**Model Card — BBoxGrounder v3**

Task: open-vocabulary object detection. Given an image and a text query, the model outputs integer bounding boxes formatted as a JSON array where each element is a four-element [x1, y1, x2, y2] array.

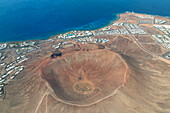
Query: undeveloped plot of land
[[140, 25, 164, 34], [141, 43, 167, 55], [107, 36, 153, 59], [110, 26, 124, 29], [134, 35, 156, 43]]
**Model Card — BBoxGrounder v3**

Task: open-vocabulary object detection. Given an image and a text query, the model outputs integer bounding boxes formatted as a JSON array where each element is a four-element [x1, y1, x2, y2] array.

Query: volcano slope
[[1, 41, 170, 113]]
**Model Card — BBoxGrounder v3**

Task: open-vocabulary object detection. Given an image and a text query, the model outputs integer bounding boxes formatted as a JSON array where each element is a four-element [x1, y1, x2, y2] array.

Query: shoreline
[[0, 11, 123, 44], [0, 11, 169, 44]]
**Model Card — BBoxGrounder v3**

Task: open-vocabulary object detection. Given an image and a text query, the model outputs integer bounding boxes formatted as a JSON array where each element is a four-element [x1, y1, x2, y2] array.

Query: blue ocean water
[[0, 0, 170, 42]]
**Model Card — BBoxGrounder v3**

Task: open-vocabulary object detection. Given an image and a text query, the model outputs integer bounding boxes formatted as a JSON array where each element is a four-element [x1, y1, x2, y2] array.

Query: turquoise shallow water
[[0, 0, 170, 42]]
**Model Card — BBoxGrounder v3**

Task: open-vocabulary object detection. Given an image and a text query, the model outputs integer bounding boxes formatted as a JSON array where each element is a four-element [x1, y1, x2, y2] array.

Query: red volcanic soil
[[1, 42, 170, 113], [41, 50, 129, 106], [134, 35, 156, 43]]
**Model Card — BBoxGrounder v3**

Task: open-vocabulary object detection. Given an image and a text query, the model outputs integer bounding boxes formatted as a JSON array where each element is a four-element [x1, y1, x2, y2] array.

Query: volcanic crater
[[41, 49, 129, 106]]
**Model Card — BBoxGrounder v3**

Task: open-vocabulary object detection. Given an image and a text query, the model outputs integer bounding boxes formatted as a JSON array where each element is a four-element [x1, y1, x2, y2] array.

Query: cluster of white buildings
[[16, 46, 40, 55], [165, 53, 170, 59], [5, 55, 27, 72], [57, 34, 73, 39], [113, 23, 147, 35], [153, 25, 170, 35], [93, 23, 130, 36], [154, 19, 167, 24], [9, 41, 37, 48], [153, 25, 170, 49], [0, 52, 7, 61], [0, 55, 28, 96], [138, 20, 154, 24], [18, 41, 36, 47], [0, 65, 24, 96], [95, 29, 129, 35], [76, 37, 109, 44], [76, 37, 96, 43], [16, 55, 28, 64], [124, 23, 147, 35], [57, 31, 93, 40], [138, 19, 167, 24], [96, 38, 109, 43], [107, 29, 129, 35], [52, 41, 73, 49], [112, 23, 124, 26], [52, 42, 61, 49], [0, 85, 4, 96], [152, 35, 170, 49], [0, 43, 7, 50]]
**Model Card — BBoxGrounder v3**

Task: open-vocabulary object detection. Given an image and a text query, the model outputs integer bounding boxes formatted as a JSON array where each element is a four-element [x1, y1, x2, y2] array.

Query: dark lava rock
[[98, 44, 105, 49], [51, 51, 62, 58]]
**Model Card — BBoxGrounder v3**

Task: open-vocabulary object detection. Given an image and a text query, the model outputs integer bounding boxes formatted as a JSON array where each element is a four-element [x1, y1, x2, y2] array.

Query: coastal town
[[0, 12, 170, 98]]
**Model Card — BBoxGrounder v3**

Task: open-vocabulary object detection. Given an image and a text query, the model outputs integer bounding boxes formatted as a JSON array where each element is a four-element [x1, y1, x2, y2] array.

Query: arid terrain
[[0, 12, 170, 113]]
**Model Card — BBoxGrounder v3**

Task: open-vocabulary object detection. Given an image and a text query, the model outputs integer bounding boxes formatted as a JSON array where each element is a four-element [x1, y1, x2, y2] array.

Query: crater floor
[[41, 50, 129, 106]]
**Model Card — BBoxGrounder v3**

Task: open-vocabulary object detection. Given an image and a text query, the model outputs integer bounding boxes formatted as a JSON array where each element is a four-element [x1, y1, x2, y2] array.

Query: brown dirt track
[[41, 50, 129, 106]]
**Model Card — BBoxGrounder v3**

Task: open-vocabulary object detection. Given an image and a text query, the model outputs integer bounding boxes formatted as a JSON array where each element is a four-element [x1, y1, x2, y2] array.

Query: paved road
[[123, 24, 161, 57]]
